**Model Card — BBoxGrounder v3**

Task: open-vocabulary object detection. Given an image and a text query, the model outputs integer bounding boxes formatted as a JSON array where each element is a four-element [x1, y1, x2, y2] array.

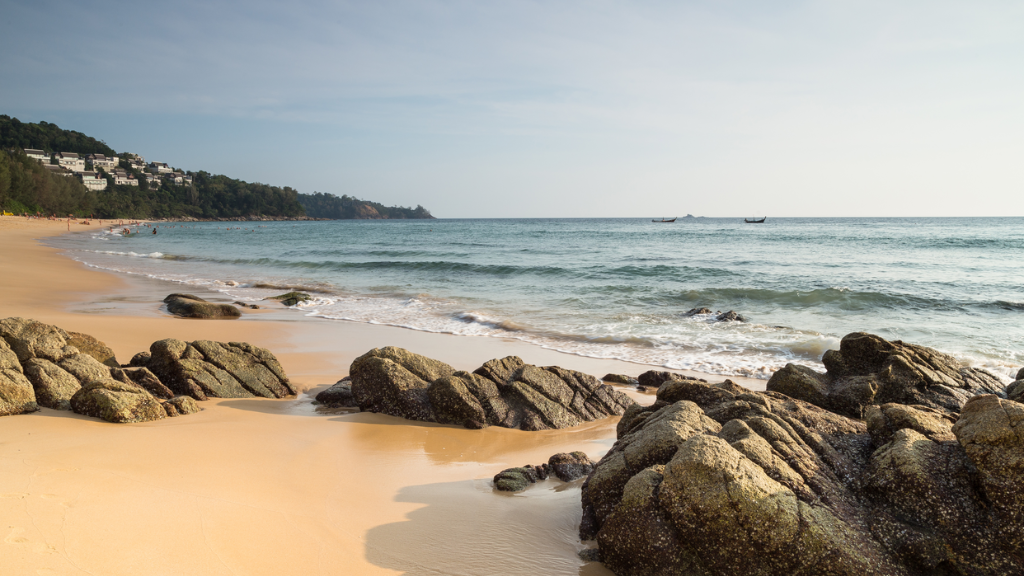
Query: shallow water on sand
[[49, 217, 1024, 379]]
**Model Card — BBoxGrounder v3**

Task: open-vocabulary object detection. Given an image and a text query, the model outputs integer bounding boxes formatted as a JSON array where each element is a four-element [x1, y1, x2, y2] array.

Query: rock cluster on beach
[[0, 317, 293, 423], [347, 347, 636, 430], [576, 332, 1024, 576]]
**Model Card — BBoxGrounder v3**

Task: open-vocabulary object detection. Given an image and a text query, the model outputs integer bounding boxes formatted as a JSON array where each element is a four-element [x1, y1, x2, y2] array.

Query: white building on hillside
[[56, 152, 85, 172], [113, 172, 138, 186], [88, 154, 119, 170], [150, 161, 171, 173], [24, 149, 50, 163], [164, 173, 184, 185], [79, 172, 107, 191]]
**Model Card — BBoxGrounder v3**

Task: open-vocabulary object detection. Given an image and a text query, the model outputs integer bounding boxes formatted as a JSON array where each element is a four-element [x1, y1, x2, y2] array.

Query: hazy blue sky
[[3, 1, 1022, 217]]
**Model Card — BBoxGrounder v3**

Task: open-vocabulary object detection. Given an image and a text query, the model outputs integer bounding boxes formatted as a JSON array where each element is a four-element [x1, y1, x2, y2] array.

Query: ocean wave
[[675, 286, 946, 311]]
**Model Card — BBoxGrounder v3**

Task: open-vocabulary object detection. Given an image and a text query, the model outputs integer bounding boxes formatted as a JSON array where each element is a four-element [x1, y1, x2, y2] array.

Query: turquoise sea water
[[48, 217, 1024, 380]]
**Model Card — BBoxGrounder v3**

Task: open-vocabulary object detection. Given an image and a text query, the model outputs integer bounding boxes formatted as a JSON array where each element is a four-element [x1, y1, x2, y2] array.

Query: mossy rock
[[268, 292, 312, 306], [66, 331, 119, 368], [163, 294, 241, 319], [70, 379, 166, 423]]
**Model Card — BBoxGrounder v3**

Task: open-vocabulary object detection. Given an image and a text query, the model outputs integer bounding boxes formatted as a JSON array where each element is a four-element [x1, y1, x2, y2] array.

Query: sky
[[2, 0, 1023, 217]]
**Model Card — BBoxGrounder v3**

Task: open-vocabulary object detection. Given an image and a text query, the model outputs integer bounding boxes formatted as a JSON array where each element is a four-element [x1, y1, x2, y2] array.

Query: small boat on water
[[744, 217, 766, 224], [652, 217, 677, 223]]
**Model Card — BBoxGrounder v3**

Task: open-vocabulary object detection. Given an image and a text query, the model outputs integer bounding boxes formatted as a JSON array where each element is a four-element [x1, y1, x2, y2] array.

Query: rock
[[767, 332, 1004, 418], [493, 465, 547, 492], [602, 374, 639, 386], [548, 451, 596, 482], [22, 358, 80, 410], [0, 317, 75, 364], [953, 395, 1024, 558], [66, 331, 119, 368], [128, 351, 151, 367], [579, 375, 1024, 576], [636, 370, 679, 389], [70, 379, 166, 423], [349, 348, 635, 430], [864, 403, 956, 447], [111, 367, 174, 400], [714, 310, 746, 322], [1018, 366, 1024, 381], [267, 292, 312, 306], [765, 363, 829, 407], [233, 301, 260, 309], [428, 371, 491, 427], [145, 338, 294, 401], [314, 378, 358, 408], [0, 338, 37, 416], [163, 293, 241, 319], [1007, 379, 1024, 403], [162, 395, 201, 417], [58, 353, 111, 384], [350, 350, 440, 422], [578, 548, 601, 562], [683, 307, 712, 317]]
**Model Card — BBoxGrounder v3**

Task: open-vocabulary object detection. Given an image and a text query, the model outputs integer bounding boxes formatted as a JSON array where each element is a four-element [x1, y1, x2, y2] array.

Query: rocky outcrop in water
[[602, 374, 639, 386], [767, 332, 1004, 418], [493, 452, 597, 492], [349, 347, 636, 430], [163, 293, 241, 319], [268, 292, 312, 306], [578, 334, 1022, 576], [0, 317, 290, 423]]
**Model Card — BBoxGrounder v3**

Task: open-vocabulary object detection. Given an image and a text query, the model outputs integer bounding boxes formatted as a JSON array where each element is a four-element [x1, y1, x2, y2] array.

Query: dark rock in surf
[[767, 332, 1004, 418], [1017, 366, 1024, 380], [314, 377, 358, 408], [602, 373, 639, 386], [683, 307, 712, 317], [233, 301, 260, 309], [348, 347, 635, 430], [164, 294, 241, 319], [268, 292, 312, 306], [714, 310, 746, 322]]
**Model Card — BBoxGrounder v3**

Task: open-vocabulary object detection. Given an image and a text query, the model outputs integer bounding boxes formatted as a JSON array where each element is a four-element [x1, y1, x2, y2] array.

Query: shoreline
[[0, 215, 755, 576]]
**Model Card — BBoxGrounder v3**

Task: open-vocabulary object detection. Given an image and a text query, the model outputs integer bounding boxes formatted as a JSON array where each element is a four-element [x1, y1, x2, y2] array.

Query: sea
[[46, 217, 1024, 381]]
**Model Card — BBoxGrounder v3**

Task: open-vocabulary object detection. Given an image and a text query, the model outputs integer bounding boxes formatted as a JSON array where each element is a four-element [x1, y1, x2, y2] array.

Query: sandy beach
[[0, 217, 763, 576]]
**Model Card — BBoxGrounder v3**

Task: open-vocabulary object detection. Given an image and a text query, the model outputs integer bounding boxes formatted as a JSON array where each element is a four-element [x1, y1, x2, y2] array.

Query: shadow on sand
[[363, 478, 612, 576]]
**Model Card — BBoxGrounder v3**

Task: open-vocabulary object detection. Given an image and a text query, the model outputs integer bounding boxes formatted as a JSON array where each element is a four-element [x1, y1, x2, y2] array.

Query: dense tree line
[[298, 192, 434, 219], [0, 150, 95, 216], [0, 115, 116, 156], [1, 116, 434, 220]]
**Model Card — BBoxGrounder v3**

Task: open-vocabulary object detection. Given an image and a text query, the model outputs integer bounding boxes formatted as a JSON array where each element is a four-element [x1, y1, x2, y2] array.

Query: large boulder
[[349, 348, 636, 430], [0, 317, 75, 364], [580, 375, 1024, 576], [953, 395, 1024, 559], [1007, 378, 1024, 403], [0, 338, 37, 415], [548, 451, 596, 482], [22, 358, 81, 410], [69, 379, 167, 423], [768, 332, 1004, 418], [66, 331, 119, 368], [145, 338, 294, 401], [163, 294, 241, 319]]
